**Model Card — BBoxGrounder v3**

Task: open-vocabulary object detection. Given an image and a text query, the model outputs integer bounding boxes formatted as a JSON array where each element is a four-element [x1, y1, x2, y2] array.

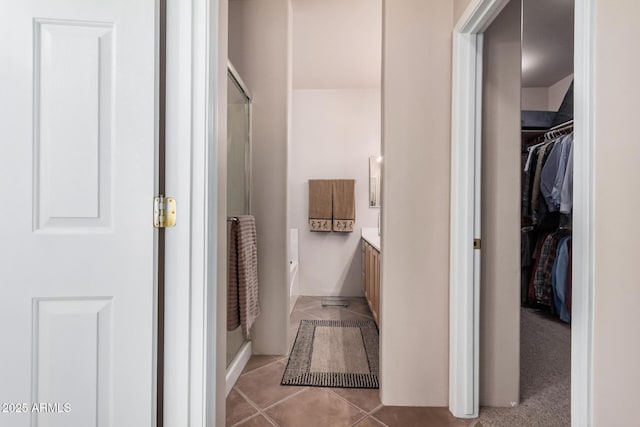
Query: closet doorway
[[449, 0, 595, 425], [478, 0, 574, 424]]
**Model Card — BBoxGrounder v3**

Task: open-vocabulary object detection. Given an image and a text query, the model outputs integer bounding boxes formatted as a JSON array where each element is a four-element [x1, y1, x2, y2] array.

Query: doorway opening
[[449, 0, 595, 425], [478, 0, 575, 424]]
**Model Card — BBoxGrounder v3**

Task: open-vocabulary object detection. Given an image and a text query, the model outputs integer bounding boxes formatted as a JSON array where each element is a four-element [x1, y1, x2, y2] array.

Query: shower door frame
[[225, 60, 254, 393], [227, 60, 253, 215]]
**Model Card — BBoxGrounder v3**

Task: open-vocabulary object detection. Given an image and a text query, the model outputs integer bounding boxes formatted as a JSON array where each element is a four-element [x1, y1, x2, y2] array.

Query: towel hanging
[[227, 215, 260, 339], [332, 179, 355, 233], [308, 180, 333, 232]]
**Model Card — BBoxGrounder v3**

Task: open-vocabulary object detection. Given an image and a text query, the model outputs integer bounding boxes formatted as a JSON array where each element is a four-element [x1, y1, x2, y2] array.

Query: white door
[[0, 1, 158, 426]]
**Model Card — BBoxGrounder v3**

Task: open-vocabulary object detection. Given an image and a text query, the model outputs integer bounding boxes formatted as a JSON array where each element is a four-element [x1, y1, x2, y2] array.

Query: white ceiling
[[291, 0, 382, 89], [522, 0, 574, 87]]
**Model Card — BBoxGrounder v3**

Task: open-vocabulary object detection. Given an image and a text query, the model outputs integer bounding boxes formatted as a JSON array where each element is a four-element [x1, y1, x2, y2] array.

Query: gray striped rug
[[281, 319, 379, 388]]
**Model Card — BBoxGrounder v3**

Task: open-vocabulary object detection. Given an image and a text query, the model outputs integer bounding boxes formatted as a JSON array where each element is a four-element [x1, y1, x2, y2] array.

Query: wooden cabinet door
[[364, 241, 371, 298], [361, 240, 367, 293], [361, 239, 381, 326], [368, 246, 374, 302], [375, 251, 380, 321], [372, 250, 379, 322]]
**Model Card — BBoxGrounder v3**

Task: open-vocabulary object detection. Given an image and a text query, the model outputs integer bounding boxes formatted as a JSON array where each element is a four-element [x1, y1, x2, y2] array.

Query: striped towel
[[227, 220, 240, 331], [227, 215, 260, 339]]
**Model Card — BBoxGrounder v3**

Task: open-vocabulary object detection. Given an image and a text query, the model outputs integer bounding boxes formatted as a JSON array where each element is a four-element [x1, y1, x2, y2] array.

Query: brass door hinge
[[473, 238, 481, 250], [154, 196, 176, 228]]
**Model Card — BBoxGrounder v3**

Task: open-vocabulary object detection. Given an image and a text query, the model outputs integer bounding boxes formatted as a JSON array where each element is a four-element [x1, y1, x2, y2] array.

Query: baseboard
[[226, 341, 252, 397]]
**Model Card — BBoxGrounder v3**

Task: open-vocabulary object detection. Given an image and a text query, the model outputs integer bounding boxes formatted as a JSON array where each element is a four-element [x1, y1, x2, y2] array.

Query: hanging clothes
[[560, 140, 574, 214], [521, 126, 574, 323], [530, 142, 552, 215], [541, 133, 573, 212], [523, 131, 575, 220], [528, 228, 571, 309], [552, 236, 572, 323], [565, 240, 573, 314], [522, 148, 538, 217]]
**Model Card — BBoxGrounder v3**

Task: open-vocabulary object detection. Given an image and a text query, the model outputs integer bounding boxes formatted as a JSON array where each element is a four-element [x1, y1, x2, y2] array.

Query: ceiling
[[291, 0, 382, 89], [522, 0, 574, 87]]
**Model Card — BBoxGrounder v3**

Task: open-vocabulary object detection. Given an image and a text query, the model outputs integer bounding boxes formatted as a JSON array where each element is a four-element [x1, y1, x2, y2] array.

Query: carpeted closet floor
[[478, 307, 571, 427]]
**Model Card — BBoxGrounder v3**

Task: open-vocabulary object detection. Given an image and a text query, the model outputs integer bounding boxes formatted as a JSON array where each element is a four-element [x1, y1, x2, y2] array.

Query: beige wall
[[291, 0, 381, 89], [228, 0, 290, 355], [380, 0, 453, 406], [454, 0, 473, 24], [480, 0, 521, 407], [592, 0, 640, 424]]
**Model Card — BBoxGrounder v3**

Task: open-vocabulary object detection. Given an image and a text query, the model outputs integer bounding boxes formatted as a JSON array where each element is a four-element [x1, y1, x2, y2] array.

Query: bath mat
[[281, 319, 379, 388]]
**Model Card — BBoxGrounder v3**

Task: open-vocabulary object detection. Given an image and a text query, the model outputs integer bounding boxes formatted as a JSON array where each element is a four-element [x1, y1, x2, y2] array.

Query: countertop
[[361, 228, 380, 252]]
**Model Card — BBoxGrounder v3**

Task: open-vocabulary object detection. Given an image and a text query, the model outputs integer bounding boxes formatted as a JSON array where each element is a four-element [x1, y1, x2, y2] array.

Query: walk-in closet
[[477, 0, 574, 425], [519, 0, 574, 425]]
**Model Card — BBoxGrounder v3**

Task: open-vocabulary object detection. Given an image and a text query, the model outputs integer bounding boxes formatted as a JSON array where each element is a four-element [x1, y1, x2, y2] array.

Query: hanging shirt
[[532, 233, 555, 305], [550, 133, 573, 211], [541, 134, 572, 212], [522, 147, 539, 218], [560, 138, 574, 214], [552, 236, 572, 323], [531, 143, 551, 213], [534, 230, 571, 306]]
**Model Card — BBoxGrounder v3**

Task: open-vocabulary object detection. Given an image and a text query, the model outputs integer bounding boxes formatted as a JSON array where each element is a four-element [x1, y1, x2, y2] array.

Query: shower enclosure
[[227, 62, 252, 371]]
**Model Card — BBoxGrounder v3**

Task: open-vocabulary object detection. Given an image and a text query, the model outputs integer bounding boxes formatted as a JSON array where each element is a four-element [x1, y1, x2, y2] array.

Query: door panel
[[0, 1, 157, 426], [34, 19, 114, 231], [33, 298, 113, 425]]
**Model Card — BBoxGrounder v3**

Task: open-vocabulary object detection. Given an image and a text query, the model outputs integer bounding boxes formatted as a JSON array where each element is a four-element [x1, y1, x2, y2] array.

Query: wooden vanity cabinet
[[361, 239, 380, 326]]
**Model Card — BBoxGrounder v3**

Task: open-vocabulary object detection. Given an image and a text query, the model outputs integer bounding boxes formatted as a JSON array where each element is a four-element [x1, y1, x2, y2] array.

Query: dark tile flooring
[[226, 296, 477, 427]]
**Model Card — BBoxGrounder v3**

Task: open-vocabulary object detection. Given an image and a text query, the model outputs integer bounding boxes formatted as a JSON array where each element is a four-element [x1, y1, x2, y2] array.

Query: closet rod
[[548, 119, 574, 131], [543, 120, 574, 141]]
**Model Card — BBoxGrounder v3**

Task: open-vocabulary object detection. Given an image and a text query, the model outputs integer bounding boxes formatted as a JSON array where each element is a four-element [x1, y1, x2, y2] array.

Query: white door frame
[[449, 0, 595, 425], [164, 0, 227, 426]]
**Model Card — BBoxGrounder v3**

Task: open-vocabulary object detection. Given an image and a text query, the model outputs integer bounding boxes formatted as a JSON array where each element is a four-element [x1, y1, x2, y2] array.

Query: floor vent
[[321, 298, 349, 308]]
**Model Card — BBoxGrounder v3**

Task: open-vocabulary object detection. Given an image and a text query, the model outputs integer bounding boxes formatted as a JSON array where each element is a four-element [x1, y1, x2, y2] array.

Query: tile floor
[[226, 296, 477, 427]]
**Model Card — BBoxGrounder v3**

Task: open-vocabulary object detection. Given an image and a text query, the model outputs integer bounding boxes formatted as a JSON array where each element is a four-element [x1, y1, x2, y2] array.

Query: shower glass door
[[227, 64, 252, 367]]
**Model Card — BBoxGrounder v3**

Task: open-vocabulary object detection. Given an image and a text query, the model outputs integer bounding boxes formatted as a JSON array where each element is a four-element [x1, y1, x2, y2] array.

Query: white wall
[[521, 73, 573, 112], [290, 89, 380, 297], [228, 0, 291, 356], [521, 87, 549, 110], [547, 73, 573, 111]]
